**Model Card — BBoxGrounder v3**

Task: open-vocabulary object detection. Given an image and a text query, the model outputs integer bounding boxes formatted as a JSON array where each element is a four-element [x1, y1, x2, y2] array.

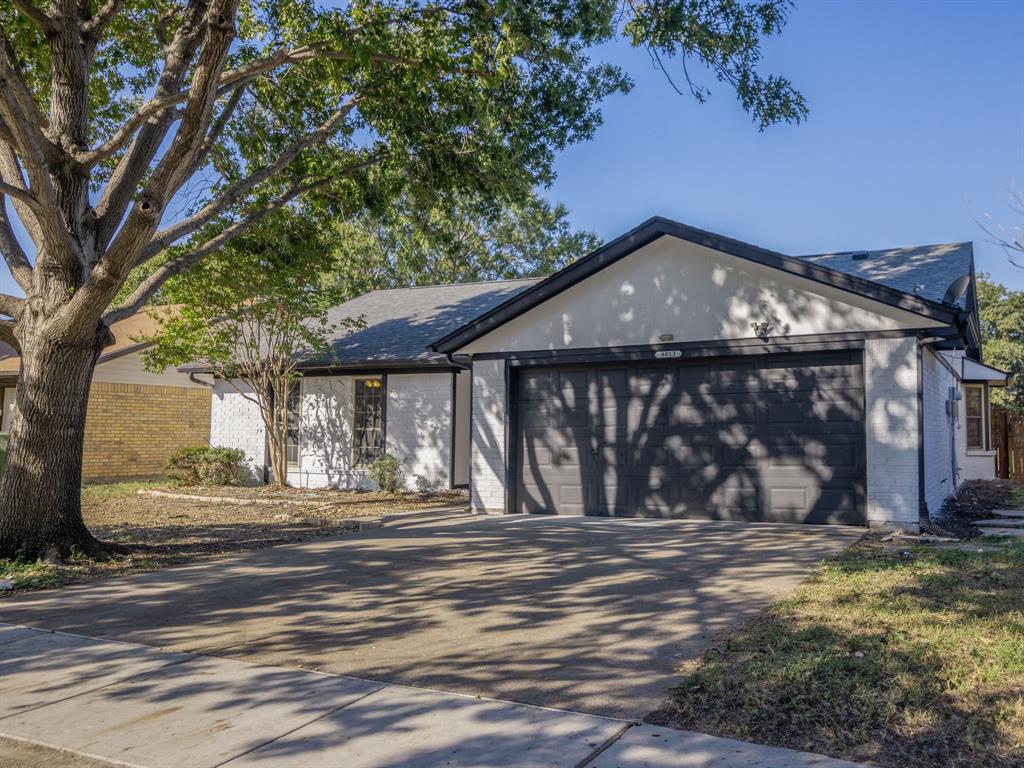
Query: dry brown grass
[[654, 536, 1024, 768], [1, 482, 467, 594]]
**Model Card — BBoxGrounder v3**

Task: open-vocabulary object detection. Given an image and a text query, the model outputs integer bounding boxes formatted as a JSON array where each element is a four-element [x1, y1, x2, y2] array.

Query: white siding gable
[[461, 236, 944, 354]]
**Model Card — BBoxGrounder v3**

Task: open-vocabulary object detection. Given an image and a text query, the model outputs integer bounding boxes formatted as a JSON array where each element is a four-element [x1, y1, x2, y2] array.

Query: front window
[[285, 380, 302, 466], [965, 384, 986, 451], [353, 377, 385, 466]]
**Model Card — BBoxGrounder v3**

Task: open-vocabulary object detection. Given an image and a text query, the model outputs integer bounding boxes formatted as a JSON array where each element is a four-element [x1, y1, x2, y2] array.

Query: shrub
[[165, 446, 245, 486], [368, 454, 403, 494]]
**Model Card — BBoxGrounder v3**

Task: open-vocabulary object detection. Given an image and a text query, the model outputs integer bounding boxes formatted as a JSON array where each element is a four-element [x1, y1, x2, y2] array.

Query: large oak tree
[[0, 0, 805, 560]]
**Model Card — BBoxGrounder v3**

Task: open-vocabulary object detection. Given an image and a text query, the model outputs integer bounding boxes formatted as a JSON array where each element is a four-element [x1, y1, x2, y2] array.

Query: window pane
[[285, 381, 301, 465], [966, 386, 983, 417], [353, 378, 385, 466], [966, 418, 982, 449]]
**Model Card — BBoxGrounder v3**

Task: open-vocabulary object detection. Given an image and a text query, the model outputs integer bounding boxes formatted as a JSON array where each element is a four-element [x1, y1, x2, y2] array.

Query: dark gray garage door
[[514, 351, 866, 524]]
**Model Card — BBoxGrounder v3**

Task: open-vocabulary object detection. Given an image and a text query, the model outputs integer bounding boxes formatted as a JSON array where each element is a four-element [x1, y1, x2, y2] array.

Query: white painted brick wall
[[387, 372, 452, 491], [470, 359, 507, 514], [864, 337, 920, 527], [212, 374, 455, 491], [210, 379, 266, 483], [922, 347, 956, 514], [290, 376, 372, 490]]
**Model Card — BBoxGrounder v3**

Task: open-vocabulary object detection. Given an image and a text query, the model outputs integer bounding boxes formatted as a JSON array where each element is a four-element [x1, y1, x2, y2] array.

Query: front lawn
[[1, 482, 467, 594], [654, 537, 1024, 768]]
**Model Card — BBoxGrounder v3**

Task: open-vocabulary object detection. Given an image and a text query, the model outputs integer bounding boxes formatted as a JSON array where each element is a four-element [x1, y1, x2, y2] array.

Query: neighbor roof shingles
[[303, 278, 541, 368], [795, 242, 974, 306]]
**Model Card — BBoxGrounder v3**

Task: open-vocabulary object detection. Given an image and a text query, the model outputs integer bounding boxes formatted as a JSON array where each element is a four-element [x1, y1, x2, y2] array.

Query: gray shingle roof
[[304, 279, 540, 368], [795, 242, 974, 307]]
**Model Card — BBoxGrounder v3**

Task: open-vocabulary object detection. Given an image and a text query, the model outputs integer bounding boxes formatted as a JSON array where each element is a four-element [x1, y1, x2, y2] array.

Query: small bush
[[368, 454, 403, 494], [165, 446, 245, 486]]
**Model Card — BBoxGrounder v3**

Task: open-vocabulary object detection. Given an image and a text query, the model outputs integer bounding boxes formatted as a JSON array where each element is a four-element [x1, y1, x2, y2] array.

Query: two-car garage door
[[514, 351, 866, 524]]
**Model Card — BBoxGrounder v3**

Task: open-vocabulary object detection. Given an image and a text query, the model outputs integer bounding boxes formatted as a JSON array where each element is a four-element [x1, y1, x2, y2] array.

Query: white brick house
[[203, 217, 1007, 530]]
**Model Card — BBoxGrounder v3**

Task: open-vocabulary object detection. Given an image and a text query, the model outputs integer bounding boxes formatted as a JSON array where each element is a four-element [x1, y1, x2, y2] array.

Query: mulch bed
[[938, 479, 1020, 521]]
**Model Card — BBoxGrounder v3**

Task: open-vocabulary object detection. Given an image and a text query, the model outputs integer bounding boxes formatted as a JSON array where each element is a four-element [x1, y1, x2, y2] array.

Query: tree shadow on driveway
[[0, 515, 861, 718]]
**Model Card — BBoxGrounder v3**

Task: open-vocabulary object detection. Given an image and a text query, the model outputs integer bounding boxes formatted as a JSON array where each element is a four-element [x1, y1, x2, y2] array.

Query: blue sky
[[548, 0, 1024, 289], [2, 0, 1023, 295]]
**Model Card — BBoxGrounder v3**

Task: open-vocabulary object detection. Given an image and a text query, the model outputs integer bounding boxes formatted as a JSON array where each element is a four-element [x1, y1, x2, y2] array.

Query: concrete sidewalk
[[0, 622, 865, 768]]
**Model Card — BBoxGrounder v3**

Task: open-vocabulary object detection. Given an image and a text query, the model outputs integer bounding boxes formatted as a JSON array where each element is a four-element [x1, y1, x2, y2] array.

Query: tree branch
[[0, 180, 39, 210], [104, 176, 334, 323], [81, 43, 422, 169], [11, 0, 57, 33], [82, 0, 125, 40], [0, 142, 42, 250], [0, 319, 17, 351], [92, 0, 209, 251], [0, 27, 63, 170], [144, 100, 360, 258], [0, 194, 32, 293], [0, 292, 24, 319]]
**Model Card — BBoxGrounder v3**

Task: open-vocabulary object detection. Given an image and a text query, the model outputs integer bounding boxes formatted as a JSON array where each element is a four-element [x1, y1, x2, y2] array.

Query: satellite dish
[[942, 274, 971, 306]]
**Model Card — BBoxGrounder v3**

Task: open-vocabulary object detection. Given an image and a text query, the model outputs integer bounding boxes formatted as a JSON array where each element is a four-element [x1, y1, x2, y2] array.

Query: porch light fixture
[[751, 321, 774, 343]]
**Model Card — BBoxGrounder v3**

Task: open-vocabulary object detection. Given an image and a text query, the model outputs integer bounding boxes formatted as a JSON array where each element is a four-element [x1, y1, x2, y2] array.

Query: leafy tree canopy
[[977, 274, 1024, 412], [328, 190, 601, 299]]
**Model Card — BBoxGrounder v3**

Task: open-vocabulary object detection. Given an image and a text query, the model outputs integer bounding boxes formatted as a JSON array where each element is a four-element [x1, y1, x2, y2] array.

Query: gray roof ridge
[[362, 276, 543, 294], [798, 241, 972, 258]]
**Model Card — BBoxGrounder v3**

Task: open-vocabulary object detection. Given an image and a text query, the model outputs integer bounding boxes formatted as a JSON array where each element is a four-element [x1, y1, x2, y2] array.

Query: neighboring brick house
[[207, 217, 1008, 532], [0, 309, 212, 482]]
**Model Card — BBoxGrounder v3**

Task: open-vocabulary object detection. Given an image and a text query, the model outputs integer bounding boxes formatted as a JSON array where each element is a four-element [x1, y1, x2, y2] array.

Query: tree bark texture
[[0, 321, 106, 560]]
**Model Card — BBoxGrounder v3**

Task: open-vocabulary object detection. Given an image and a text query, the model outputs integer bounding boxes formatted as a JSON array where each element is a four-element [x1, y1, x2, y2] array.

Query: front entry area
[[514, 350, 867, 524]]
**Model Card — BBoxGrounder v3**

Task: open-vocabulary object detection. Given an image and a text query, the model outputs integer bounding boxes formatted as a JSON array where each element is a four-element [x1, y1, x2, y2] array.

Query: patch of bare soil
[[931, 479, 1024, 540], [2, 486, 467, 594]]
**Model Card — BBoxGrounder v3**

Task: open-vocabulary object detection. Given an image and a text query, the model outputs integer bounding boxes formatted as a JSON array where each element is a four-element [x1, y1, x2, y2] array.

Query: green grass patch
[[660, 538, 1024, 767], [0, 558, 67, 591], [1010, 486, 1024, 508], [81, 480, 163, 503]]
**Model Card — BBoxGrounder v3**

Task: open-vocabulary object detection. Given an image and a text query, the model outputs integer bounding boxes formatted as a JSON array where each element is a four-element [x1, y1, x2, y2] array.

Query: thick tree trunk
[[0, 332, 107, 560]]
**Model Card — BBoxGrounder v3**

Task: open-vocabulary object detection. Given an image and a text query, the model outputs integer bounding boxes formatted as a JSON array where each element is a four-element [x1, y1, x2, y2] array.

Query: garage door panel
[[515, 352, 866, 524]]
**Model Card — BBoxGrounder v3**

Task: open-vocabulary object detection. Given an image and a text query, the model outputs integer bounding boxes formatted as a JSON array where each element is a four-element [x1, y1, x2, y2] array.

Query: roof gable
[[432, 217, 968, 355], [451, 235, 953, 355]]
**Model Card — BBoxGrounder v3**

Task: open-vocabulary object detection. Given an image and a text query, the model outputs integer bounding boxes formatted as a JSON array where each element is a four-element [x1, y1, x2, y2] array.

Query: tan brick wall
[[82, 381, 211, 482]]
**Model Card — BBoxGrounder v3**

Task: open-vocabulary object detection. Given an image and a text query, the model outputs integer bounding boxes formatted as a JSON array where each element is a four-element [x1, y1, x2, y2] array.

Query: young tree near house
[[143, 210, 350, 487], [329, 190, 602, 299], [976, 274, 1024, 412], [0, 0, 806, 560]]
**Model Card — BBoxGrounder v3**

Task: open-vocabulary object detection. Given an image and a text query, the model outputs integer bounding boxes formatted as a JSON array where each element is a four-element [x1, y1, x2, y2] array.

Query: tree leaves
[[977, 274, 1024, 412]]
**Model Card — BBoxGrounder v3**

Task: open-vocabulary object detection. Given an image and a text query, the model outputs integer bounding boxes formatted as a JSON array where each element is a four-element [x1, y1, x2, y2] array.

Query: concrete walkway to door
[[0, 622, 867, 767], [0, 515, 862, 719]]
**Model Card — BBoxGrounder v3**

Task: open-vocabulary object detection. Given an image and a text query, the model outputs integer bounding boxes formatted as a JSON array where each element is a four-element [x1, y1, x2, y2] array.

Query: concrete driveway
[[0, 514, 861, 718]]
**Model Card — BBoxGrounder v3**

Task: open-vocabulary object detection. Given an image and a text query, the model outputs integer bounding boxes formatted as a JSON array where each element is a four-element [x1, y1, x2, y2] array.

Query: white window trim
[[285, 378, 303, 468], [351, 376, 386, 468], [964, 383, 987, 452]]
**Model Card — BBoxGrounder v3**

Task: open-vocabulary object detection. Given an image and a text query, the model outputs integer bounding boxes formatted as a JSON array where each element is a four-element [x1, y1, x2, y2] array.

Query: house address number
[[654, 350, 682, 359]]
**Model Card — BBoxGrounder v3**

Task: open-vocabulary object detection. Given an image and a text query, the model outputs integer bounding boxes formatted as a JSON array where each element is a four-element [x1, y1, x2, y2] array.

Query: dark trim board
[[917, 340, 927, 517], [431, 216, 965, 355], [472, 329, 924, 367]]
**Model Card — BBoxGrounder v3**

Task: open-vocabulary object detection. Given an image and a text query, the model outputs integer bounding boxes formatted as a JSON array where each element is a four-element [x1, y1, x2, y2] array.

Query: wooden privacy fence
[[992, 408, 1024, 481]]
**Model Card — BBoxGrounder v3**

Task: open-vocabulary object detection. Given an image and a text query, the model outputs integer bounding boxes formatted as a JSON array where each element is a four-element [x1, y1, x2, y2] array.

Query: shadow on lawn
[[654, 542, 1024, 768]]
